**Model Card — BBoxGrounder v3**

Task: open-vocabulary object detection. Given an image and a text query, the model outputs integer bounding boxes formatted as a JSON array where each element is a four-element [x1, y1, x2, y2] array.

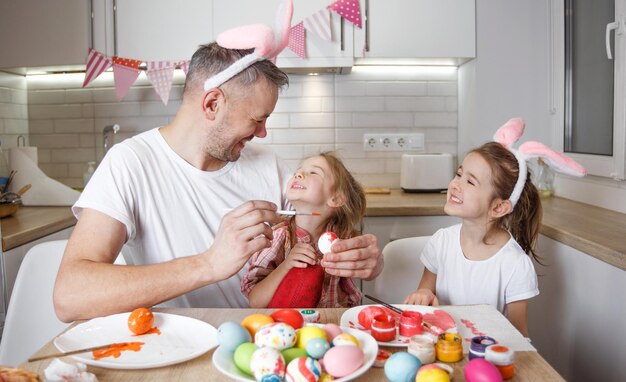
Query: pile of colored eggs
[[217, 309, 366, 381]]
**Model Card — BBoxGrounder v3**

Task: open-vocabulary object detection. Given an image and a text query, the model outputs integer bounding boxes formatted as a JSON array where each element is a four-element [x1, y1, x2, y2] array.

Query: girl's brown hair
[[471, 142, 543, 262], [288, 152, 366, 245]]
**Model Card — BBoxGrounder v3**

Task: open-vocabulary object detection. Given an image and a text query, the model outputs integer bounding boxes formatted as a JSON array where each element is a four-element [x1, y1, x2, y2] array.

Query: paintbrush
[[223, 208, 320, 216], [28, 343, 117, 362]]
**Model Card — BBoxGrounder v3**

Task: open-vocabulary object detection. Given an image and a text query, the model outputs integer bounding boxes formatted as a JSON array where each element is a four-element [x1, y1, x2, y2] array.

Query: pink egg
[[464, 358, 503, 382], [322, 345, 364, 378], [318, 232, 338, 254], [323, 323, 342, 342]]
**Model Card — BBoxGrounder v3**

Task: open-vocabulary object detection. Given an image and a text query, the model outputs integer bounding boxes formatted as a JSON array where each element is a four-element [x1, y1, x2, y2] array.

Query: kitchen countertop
[[365, 189, 626, 271], [1, 191, 624, 272], [0, 206, 76, 251]]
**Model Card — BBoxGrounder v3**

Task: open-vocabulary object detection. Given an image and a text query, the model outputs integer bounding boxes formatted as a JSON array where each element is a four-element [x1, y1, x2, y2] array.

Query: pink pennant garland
[[303, 8, 332, 41], [328, 0, 362, 29], [146, 61, 175, 105], [112, 57, 142, 101], [83, 48, 112, 88], [288, 22, 307, 59]]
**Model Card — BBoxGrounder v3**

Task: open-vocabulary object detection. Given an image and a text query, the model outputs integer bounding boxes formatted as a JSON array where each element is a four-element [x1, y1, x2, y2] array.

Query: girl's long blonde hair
[[471, 142, 543, 262], [289, 152, 366, 246]]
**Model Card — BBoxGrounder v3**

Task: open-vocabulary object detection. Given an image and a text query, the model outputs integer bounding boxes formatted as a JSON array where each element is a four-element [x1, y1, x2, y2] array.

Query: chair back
[[0, 240, 70, 366], [373, 236, 430, 304]]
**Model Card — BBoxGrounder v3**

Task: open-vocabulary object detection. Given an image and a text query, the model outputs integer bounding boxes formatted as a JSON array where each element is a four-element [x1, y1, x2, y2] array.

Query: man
[[54, 43, 383, 322]]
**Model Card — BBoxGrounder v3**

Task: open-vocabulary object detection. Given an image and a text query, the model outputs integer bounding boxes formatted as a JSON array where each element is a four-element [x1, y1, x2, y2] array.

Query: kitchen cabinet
[[114, 0, 214, 62], [0, 0, 90, 69], [354, 0, 475, 63], [213, 0, 354, 70]]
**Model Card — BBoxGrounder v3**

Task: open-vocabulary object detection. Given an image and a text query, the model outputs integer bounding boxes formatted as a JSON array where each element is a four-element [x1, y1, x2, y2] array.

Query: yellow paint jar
[[436, 333, 463, 363]]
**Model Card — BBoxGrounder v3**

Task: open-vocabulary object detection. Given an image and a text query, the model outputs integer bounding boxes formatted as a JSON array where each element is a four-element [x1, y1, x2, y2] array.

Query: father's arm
[[319, 234, 383, 281], [54, 201, 281, 322]]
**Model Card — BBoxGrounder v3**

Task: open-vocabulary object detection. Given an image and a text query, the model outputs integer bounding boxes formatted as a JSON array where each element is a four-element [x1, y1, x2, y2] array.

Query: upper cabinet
[[114, 0, 214, 62], [213, 0, 354, 70], [354, 0, 475, 63], [0, 0, 90, 69]]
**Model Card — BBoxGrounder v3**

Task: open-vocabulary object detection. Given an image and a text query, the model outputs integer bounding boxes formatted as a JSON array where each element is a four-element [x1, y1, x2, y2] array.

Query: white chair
[[0, 240, 71, 366], [0, 240, 127, 366], [372, 236, 430, 304]]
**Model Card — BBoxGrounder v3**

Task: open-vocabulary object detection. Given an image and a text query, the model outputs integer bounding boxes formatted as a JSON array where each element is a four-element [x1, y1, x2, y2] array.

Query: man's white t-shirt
[[73, 128, 292, 308], [421, 224, 539, 314]]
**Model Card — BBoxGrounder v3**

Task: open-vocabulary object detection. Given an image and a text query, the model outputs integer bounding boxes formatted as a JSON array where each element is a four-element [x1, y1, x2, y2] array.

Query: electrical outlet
[[363, 133, 425, 152]]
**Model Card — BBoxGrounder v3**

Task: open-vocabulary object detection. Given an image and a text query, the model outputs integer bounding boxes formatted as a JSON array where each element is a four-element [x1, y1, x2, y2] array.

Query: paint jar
[[399, 311, 424, 337], [485, 344, 515, 380], [408, 334, 436, 364], [436, 333, 463, 363], [371, 314, 396, 342], [469, 335, 497, 360]]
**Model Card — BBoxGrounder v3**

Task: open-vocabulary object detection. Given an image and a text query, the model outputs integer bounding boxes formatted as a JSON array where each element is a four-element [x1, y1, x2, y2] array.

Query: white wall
[[529, 236, 626, 382]]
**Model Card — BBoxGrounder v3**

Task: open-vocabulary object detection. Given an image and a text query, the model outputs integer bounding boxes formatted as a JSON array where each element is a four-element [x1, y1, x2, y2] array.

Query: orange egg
[[241, 313, 274, 339], [128, 307, 154, 335]]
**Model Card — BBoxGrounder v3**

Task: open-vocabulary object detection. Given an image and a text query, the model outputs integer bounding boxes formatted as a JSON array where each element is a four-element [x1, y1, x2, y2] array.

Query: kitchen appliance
[[401, 153, 454, 192]]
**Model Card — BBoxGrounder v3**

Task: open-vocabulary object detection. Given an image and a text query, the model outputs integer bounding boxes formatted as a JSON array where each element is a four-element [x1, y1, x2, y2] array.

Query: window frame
[[550, 0, 626, 180]]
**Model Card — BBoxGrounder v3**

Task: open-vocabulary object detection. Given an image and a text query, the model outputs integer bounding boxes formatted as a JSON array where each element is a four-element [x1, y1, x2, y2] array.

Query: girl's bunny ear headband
[[493, 118, 587, 208], [203, 0, 293, 91]]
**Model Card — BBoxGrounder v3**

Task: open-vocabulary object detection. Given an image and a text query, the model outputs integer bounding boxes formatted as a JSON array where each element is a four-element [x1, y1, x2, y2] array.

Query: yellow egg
[[319, 372, 335, 381], [415, 364, 451, 382], [295, 326, 328, 349], [241, 314, 274, 339], [331, 332, 360, 348]]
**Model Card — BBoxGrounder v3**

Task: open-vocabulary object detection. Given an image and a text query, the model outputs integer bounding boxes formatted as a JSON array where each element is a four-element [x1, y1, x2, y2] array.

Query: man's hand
[[205, 200, 283, 279], [320, 233, 382, 280]]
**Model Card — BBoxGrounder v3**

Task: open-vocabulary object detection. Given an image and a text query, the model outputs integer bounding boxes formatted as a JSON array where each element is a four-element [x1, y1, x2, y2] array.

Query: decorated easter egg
[[241, 313, 274, 339], [357, 306, 386, 329], [217, 321, 252, 353], [464, 358, 503, 382], [305, 337, 330, 359], [250, 347, 286, 381], [271, 309, 305, 329], [416, 364, 451, 382], [384, 351, 422, 382], [318, 372, 334, 382], [255, 322, 297, 350], [317, 231, 338, 254], [332, 332, 360, 348], [323, 345, 365, 378], [233, 342, 258, 376], [295, 326, 327, 349], [285, 357, 322, 382], [282, 347, 308, 364], [322, 323, 342, 342]]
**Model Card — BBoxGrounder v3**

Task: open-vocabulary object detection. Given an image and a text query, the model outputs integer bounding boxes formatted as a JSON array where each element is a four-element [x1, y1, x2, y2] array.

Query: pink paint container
[[399, 311, 424, 337], [371, 314, 396, 342]]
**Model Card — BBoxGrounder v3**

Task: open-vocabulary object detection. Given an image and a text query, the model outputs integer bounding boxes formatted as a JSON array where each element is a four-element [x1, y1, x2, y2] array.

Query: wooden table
[[21, 307, 564, 381]]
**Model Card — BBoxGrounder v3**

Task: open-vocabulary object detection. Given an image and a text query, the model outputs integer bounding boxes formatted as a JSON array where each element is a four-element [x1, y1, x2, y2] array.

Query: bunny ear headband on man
[[493, 118, 587, 208], [203, 0, 294, 91]]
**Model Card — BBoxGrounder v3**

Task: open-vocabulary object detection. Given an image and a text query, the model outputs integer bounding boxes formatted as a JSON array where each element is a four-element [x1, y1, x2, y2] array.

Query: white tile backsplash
[[6, 68, 459, 188]]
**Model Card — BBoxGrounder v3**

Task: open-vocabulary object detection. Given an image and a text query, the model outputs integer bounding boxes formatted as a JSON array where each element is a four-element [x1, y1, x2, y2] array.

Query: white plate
[[340, 304, 457, 347], [54, 312, 218, 369], [212, 325, 378, 382]]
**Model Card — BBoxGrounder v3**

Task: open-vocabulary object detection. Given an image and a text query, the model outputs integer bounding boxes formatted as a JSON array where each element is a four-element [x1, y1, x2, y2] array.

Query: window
[[550, 0, 626, 180]]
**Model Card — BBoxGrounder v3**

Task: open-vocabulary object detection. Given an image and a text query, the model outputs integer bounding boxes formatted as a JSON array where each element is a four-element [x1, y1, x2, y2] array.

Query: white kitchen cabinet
[[355, 0, 475, 63], [212, 0, 354, 70], [114, 0, 214, 62], [360, 215, 459, 296], [0, 0, 90, 68]]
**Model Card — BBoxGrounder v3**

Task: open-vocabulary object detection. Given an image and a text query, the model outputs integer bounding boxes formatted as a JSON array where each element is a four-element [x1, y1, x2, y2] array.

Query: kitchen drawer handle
[[606, 20, 620, 59]]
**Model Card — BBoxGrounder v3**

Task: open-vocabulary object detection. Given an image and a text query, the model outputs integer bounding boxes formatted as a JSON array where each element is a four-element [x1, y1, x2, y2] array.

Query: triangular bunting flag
[[328, 0, 362, 29], [303, 9, 332, 41], [112, 57, 142, 101], [288, 22, 307, 59], [83, 48, 112, 88], [146, 61, 175, 105], [178, 60, 190, 76]]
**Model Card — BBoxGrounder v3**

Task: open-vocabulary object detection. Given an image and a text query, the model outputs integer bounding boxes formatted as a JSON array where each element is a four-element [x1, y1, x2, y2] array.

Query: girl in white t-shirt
[[404, 118, 586, 336]]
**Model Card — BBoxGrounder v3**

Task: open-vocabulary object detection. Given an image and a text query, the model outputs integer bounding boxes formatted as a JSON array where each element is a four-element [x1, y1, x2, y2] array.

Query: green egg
[[233, 342, 257, 376], [282, 347, 308, 364]]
